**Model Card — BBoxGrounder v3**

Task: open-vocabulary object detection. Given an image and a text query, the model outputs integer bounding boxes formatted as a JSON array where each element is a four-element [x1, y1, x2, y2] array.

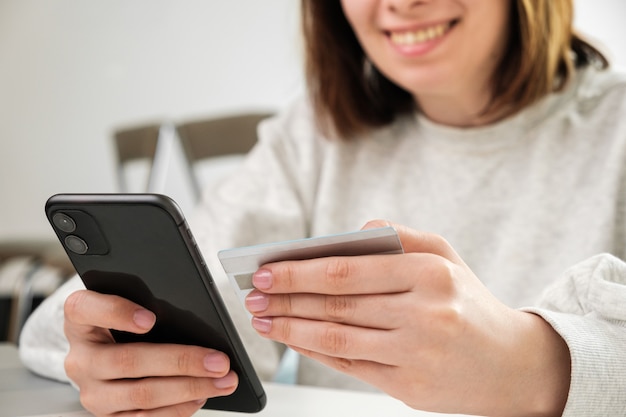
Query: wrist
[[514, 312, 571, 417]]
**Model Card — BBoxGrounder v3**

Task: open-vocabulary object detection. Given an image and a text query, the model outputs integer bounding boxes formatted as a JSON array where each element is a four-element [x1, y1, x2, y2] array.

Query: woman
[[20, 1, 626, 416]]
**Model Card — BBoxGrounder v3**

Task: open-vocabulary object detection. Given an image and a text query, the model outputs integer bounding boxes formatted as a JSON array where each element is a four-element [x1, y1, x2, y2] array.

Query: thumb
[[361, 219, 463, 264]]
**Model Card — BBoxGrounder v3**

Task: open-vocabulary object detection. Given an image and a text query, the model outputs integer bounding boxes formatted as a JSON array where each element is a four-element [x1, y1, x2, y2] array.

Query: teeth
[[390, 23, 450, 46]]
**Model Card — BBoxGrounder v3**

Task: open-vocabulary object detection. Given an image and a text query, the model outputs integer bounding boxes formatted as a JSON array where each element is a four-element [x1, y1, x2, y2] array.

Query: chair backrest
[[113, 123, 170, 193], [175, 112, 273, 199]]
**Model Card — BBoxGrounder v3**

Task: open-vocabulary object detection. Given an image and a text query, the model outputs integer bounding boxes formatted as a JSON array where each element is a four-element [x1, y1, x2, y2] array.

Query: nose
[[385, 0, 429, 14]]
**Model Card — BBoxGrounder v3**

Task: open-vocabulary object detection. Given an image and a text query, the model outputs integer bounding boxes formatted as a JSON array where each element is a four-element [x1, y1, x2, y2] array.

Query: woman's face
[[341, 0, 512, 121]]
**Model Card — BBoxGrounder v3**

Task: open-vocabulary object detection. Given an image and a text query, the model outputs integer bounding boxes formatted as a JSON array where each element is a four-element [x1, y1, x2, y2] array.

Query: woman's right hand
[[63, 289, 238, 417]]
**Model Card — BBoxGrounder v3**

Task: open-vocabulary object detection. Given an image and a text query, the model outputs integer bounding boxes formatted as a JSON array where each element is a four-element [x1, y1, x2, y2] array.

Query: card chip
[[235, 272, 255, 290]]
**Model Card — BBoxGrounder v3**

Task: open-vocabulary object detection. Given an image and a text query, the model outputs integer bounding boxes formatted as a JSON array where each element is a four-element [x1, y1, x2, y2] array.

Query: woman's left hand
[[245, 220, 570, 417]]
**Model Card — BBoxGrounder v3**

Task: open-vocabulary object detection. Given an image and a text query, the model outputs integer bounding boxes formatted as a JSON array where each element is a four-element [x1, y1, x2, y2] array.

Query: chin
[[400, 75, 452, 97]]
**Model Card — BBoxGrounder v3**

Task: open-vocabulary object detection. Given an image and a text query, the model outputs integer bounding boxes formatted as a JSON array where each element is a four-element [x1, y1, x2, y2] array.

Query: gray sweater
[[20, 66, 626, 416]]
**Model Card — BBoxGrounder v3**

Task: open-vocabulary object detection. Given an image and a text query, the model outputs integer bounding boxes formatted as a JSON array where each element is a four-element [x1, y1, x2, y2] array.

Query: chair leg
[[8, 259, 40, 344]]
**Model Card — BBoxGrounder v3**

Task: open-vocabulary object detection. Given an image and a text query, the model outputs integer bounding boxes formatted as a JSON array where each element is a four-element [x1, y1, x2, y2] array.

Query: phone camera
[[65, 235, 88, 254], [53, 213, 76, 233]]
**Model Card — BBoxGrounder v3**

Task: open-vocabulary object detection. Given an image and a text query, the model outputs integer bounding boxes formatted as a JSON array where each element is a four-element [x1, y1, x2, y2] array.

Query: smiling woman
[[16, 1, 626, 417], [303, 0, 608, 134]]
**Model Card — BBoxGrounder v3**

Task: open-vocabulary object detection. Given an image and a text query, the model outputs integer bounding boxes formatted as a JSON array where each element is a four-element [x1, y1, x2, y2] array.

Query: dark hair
[[301, 0, 608, 140]]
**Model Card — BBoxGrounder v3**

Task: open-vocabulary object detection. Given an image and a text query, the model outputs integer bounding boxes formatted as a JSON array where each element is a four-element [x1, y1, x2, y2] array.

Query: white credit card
[[218, 227, 404, 309]]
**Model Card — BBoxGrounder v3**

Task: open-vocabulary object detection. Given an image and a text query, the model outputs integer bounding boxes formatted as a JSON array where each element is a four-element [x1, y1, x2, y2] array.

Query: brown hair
[[301, 0, 608, 140]]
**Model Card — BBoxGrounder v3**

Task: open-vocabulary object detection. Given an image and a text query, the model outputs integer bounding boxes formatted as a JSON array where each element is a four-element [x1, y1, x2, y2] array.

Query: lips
[[388, 21, 456, 46]]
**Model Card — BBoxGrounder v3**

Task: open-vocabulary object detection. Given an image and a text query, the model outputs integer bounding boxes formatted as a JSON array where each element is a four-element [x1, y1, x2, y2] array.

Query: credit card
[[218, 227, 404, 310]]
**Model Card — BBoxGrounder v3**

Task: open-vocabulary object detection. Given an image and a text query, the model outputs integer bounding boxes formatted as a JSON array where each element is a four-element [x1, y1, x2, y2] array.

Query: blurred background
[[0, 0, 625, 343], [0, 0, 303, 240]]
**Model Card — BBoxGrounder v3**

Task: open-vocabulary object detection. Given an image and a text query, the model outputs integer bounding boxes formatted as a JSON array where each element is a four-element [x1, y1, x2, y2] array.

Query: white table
[[0, 343, 467, 417]]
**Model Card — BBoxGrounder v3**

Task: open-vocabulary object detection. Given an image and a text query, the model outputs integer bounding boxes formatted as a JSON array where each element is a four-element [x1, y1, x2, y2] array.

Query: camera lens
[[53, 213, 76, 233], [65, 235, 88, 254]]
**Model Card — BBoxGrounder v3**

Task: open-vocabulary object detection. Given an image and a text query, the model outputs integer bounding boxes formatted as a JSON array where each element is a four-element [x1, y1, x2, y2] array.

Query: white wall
[[0, 0, 625, 242], [574, 0, 626, 69], [0, 0, 303, 241]]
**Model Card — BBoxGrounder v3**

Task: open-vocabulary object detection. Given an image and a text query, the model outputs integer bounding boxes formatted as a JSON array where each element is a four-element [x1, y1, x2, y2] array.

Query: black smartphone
[[45, 193, 266, 413]]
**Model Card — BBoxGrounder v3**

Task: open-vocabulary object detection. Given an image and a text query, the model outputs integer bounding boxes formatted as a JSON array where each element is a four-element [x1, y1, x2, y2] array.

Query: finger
[[64, 290, 156, 336], [81, 373, 237, 416], [288, 344, 399, 393], [251, 316, 395, 364], [67, 342, 231, 381], [362, 219, 463, 263], [253, 251, 453, 295], [114, 399, 206, 417], [246, 290, 410, 329], [291, 343, 448, 413]]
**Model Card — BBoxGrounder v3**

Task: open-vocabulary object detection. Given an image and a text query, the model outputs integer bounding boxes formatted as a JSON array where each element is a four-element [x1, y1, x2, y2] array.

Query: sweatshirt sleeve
[[523, 253, 626, 416], [18, 275, 84, 383]]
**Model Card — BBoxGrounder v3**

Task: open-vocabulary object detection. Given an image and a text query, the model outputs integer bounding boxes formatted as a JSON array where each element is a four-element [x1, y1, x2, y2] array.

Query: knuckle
[[332, 356, 355, 373], [276, 263, 297, 291], [429, 233, 450, 250], [434, 260, 458, 294], [325, 258, 352, 291], [64, 352, 81, 380], [64, 290, 86, 320], [275, 318, 292, 341], [419, 300, 464, 343], [321, 325, 349, 355], [422, 232, 454, 256], [418, 257, 457, 294], [78, 391, 93, 412], [79, 388, 101, 415], [116, 345, 140, 375], [176, 350, 193, 374], [128, 383, 154, 409], [171, 404, 195, 417], [325, 295, 355, 321], [278, 294, 293, 314], [184, 377, 208, 399], [436, 302, 463, 332]]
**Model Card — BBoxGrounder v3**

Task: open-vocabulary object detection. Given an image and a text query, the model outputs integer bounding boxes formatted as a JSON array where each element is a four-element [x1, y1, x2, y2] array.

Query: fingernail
[[245, 292, 269, 313], [213, 372, 238, 389], [252, 269, 273, 290], [133, 309, 156, 330], [251, 317, 272, 333], [204, 353, 228, 373], [195, 398, 207, 405]]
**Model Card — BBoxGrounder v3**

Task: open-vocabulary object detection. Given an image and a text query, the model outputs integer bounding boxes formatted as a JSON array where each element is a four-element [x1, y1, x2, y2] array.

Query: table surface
[[0, 343, 468, 417]]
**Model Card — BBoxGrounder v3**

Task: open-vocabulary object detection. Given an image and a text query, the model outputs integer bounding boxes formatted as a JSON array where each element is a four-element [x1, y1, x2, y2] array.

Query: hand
[[245, 220, 570, 417], [63, 290, 238, 417]]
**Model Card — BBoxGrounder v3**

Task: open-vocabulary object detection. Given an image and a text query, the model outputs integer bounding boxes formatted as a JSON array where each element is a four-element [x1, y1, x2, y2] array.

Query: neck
[[413, 68, 512, 127], [416, 89, 505, 128]]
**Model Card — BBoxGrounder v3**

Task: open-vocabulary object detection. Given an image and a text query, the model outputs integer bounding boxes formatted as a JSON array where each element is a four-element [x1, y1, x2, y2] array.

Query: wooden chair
[[113, 122, 176, 193], [175, 112, 273, 200]]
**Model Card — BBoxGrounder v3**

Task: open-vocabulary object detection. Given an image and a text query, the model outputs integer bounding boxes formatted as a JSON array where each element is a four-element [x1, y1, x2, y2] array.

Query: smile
[[389, 21, 455, 46]]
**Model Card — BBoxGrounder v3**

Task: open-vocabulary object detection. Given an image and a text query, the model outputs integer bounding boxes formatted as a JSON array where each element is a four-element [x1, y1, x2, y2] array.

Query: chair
[[113, 122, 177, 193], [0, 240, 74, 343], [175, 112, 273, 200]]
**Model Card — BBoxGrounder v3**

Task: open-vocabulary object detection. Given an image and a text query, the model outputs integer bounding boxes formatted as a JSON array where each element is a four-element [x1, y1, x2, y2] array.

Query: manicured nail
[[213, 372, 238, 389], [204, 352, 228, 373], [251, 317, 272, 333], [252, 269, 273, 290], [245, 292, 269, 313], [133, 309, 156, 330]]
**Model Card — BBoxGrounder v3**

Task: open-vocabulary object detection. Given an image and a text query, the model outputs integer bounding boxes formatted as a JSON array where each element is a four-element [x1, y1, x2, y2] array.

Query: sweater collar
[[407, 67, 589, 152]]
